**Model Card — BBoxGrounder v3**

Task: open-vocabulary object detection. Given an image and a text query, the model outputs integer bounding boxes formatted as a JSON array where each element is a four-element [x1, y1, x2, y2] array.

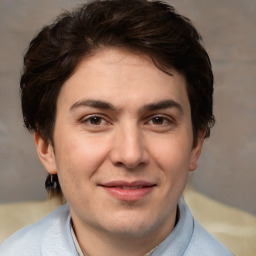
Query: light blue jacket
[[0, 198, 234, 256]]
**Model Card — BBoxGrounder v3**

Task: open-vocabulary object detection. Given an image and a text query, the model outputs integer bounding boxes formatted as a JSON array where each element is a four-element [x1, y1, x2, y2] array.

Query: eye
[[145, 114, 176, 132], [147, 116, 170, 125], [151, 116, 167, 125], [82, 115, 108, 126], [88, 116, 104, 125]]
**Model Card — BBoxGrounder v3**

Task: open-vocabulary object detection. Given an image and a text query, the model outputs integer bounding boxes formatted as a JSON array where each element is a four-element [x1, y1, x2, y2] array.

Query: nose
[[109, 122, 149, 169]]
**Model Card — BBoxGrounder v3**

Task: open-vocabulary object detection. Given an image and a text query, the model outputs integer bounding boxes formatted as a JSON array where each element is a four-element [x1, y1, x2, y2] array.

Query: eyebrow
[[141, 99, 183, 114], [70, 99, 117, 112], [70, 98, 183, 114]]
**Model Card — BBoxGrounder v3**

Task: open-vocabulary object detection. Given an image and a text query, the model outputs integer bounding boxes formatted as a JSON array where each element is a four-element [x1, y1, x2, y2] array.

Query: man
[[0, 0, 234, 255]]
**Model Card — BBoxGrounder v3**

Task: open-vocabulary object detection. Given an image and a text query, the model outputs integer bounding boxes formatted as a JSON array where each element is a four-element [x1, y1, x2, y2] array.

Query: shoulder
[[153, 198, 234, 256], [0, 204, 77, 256], [184, 220, 234, 256]]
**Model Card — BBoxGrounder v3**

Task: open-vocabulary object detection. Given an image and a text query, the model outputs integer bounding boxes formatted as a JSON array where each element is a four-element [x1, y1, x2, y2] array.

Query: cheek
[[54, 134, 111, 185], [150, 136, 192, 173], [54, 137, 111, 207], [148, 137, 191, 214], [149, 135, 192, 197]]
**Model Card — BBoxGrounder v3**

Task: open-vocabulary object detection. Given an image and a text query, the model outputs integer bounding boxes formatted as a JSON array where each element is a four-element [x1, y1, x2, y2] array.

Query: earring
[[45, 173, 60, 194]]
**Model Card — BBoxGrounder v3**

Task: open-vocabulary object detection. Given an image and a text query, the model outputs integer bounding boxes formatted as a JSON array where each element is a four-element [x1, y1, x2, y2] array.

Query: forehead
[[58, 48, 189, 113]]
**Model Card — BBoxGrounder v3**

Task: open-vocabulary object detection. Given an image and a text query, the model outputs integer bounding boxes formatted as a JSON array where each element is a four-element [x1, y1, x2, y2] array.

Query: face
[[35, 48, 204, 241]]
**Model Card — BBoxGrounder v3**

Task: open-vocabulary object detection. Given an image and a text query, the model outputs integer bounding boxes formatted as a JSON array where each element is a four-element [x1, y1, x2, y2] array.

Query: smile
[[118, 186, 144, 190], [99, 181, 156, 201]]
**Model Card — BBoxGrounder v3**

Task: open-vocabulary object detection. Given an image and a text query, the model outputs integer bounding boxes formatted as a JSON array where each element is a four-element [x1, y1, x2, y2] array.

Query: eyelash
[[146, 115, 173, 126], [145, 115, 176, 133], [80, 114, 175, 131], [81, 115, 110, 126]]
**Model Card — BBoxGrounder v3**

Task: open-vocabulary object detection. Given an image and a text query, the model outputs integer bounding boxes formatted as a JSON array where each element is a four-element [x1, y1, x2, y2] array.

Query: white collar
[[71, 225, 85, 256]]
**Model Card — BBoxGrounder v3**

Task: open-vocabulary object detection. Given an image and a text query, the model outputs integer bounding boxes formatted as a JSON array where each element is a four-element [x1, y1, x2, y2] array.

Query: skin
[[35, 48, 204, 256]]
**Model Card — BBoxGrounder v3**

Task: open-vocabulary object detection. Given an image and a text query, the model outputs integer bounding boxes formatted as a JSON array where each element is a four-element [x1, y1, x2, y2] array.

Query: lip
[[99, 180, 156, 201]]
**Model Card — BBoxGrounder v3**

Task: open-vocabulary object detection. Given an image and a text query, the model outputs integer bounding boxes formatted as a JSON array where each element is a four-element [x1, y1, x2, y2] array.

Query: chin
[[101, 212, 162, 238]]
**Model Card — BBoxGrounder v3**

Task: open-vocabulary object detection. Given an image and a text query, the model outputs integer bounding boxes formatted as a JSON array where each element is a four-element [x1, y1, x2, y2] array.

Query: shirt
[[0, 198, 234, 256]]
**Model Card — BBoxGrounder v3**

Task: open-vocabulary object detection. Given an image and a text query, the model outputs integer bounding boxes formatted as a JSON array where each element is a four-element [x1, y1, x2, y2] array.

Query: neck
[[71, 208, 178, 256], [79, 232, 160, 256]]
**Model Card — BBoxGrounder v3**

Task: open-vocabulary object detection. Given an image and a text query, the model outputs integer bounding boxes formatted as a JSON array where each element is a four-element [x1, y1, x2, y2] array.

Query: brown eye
[[152, 116, 165, 125], [89, 116, 102, 125]]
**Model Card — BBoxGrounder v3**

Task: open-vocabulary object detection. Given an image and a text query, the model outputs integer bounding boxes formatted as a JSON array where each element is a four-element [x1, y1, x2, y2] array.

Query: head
[[21, 0, 214, 205]]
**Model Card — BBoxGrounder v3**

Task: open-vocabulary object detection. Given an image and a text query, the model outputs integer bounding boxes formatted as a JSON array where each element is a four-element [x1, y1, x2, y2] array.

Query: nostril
[[113, 161, 137, 169], [114, 161, 125, 167]]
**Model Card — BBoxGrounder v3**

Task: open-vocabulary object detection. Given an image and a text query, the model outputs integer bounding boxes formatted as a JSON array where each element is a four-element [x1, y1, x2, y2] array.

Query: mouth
[[115, 186, 148, 190], [99, 180, 156, 201]]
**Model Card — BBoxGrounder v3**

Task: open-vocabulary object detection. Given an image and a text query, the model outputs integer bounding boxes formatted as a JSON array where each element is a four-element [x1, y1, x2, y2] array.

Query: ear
[[189, 130, 205, 172], [34, 132, 57, 174]]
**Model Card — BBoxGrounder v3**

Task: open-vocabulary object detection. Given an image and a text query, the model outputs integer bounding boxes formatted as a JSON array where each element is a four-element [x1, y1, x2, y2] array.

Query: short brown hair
[[20, 0, 215, 195]]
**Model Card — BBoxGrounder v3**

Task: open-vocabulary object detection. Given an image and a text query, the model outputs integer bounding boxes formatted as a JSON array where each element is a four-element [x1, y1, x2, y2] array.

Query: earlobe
[[189, 131, 205, 172], [34, 132, 57, 174]]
